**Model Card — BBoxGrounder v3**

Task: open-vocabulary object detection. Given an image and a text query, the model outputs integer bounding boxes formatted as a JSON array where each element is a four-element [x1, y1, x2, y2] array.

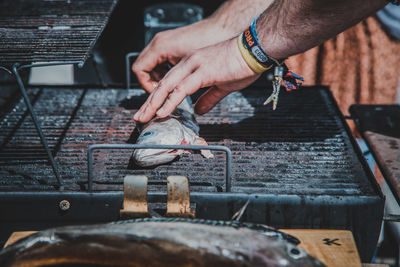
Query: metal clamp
[[166, 176, 194, 218], [120, 175, 149, 218], [87, 144, 232, 192], [125, 52, 140, 89]]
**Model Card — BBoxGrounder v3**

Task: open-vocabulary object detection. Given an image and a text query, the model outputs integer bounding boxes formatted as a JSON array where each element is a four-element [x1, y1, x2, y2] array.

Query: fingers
[[156, 71, 203, 118], [132, 55, 160, 93], [194, 86, 230, 115], [133, 91, 159, 122], [132, 37, 168, 93], [134, 58, 200, 122]]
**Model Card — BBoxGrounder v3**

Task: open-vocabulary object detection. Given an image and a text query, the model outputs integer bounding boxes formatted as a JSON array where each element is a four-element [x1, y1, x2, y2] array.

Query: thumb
[[194, 86, 230, 115]]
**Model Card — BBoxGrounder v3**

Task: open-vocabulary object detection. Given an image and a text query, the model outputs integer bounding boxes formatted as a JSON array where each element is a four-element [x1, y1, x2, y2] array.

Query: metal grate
[[350, 104, 400, 203], [0, 0, 117, 67], [0, 86, 376, 196]]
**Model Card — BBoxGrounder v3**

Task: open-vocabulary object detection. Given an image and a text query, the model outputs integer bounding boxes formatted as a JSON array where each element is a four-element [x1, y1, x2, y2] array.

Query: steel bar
[[11, 64, 64, 189], [87, 144, 232, 192], [383, 214, 400, 222], [0, 66, 11, 74], [18, 61, 82, 70], [125, 52, 140, 89]]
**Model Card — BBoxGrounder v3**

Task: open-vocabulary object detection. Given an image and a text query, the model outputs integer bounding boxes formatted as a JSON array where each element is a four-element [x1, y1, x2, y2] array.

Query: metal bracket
[[166, 176, 194, 218], [0, 61, 80, 190], [87, 144, 232, 192], [120, 175, 149, 219], [383, 214, 400, 222], [125, 52, 140, 89]]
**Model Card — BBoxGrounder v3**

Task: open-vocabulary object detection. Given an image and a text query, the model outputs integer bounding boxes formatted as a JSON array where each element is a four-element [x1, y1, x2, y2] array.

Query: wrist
[[231, 36, 261, 76], [237, 33, 271, 74]]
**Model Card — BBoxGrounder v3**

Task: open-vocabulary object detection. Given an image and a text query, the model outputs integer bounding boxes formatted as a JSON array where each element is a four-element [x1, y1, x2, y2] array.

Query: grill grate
[[0, 86, 376, 196], [0, 0, 117, 66]]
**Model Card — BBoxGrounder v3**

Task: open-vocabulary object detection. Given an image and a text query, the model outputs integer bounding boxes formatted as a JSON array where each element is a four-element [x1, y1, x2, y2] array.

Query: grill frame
[[0, 85, 384, 261], [0, 0, 118, 67], [0, 191, 383, 262]]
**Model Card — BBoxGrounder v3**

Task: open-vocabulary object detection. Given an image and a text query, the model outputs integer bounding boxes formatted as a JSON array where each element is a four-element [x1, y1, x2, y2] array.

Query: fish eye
[[287, 244, 305, 260], [142, 132, 153, 137]]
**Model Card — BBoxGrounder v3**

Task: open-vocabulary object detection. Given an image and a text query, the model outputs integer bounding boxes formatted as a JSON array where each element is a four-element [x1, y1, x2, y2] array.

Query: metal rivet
[[59, 200, 71, 211]]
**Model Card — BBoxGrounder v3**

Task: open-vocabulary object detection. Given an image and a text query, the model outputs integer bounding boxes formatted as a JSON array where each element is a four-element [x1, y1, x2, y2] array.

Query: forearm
[[207, 0, 273, 38], [256, 0, 388, 59]]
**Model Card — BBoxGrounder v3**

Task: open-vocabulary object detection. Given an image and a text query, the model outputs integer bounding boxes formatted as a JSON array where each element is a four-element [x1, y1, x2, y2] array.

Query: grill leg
[[11, 64, 64, 190]]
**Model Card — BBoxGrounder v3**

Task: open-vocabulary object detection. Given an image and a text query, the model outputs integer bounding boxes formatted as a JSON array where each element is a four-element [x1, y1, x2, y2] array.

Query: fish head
[[269, 241, 326, 267], [133, 118, 186, 167]]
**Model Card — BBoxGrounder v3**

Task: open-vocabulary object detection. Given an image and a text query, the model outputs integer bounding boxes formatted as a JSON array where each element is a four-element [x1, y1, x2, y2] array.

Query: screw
[[59, 200, 71, 211]]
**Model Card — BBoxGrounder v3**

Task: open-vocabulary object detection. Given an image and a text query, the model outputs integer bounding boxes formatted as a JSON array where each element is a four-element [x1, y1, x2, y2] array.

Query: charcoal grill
[[0, 0, 384, 262], [0, 83, 384, 261]]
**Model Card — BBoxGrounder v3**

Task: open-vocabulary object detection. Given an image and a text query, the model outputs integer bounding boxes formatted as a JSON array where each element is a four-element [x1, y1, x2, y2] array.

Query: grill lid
[[0, 0, 118, 67]]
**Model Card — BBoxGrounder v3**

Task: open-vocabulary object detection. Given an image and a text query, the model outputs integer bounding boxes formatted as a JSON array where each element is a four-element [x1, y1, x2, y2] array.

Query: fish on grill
[[0, 218, 325, 267], [131, 97, 213, 167]]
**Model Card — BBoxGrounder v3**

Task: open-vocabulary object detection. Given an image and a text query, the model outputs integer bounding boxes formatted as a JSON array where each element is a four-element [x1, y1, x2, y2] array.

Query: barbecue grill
[[0, 0, 384, 262], [0, 0, 117, 67]]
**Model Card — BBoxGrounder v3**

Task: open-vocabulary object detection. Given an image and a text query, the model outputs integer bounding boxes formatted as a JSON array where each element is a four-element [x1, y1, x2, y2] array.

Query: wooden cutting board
[[282, 229, 362, 267], [5, 229, 363, 266]]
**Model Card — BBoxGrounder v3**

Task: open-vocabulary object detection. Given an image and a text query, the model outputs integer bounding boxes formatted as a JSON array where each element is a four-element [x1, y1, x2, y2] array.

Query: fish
[[0, 218, 325, 267], [131, 97, 213, 167]]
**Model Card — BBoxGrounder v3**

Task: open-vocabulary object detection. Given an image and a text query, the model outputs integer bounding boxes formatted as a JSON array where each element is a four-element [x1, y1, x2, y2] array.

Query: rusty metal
[[350, 104, 400, 204], [166, 176, 194, 218], [120, 175, 149, 218], [0, 0, 118, 67], [0, 87, 379, 197], [0, 84, 385, 261], [87, 144, 232, 192]]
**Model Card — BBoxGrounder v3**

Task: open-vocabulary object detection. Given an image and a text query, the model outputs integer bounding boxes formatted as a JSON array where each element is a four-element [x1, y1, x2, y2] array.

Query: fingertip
[[131, 61, 138, 73], [156, 100, 177, 118], [139, 113, 152, 123], [155, 109, 167, 118], [133, 112, 140, 121]]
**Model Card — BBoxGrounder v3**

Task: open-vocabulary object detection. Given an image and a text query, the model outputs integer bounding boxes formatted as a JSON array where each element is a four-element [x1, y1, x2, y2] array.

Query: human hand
[[132, 19, 234, 93], [133, 37, 260, 123]]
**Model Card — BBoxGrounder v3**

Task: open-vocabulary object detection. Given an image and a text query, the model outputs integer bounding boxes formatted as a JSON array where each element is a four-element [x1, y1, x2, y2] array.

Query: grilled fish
[[132, 97, 213, 167], [0, 218, 325, 267]]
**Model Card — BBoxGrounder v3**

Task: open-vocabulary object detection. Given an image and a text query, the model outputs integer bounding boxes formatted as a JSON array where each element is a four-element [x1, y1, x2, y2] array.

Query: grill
[[0, 85, 383, 261], [350, 105, 400, 204], [0, 0, 384, 262], [0, 0, 117, 67], [0, 87, 378, 195]]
